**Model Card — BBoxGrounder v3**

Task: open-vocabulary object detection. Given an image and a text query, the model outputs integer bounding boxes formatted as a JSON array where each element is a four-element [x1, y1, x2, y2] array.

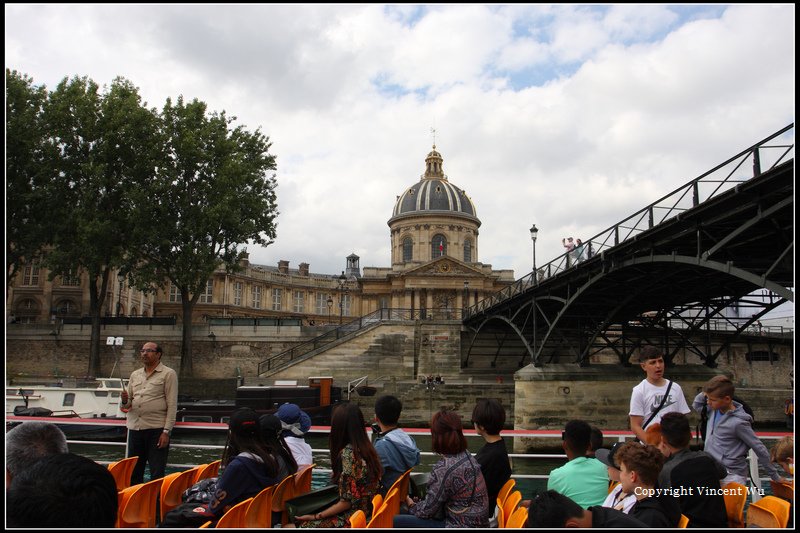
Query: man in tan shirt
[[121, 341, 178, 484]]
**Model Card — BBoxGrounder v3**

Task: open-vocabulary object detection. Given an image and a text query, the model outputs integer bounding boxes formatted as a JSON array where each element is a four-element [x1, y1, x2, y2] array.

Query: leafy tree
[[130, 96, 278, 377], [42, 75, 161, 376], [5, 69, 55, 291]]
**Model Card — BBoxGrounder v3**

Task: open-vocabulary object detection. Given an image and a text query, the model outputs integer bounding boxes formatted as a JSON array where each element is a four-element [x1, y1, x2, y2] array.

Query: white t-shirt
[[285, 435, 313, 467], [629, 379, 690, 427], [602, 483, 637, 514]]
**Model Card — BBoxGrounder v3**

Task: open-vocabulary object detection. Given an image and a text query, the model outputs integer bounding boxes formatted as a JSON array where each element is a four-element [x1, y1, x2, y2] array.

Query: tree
[[130, 96, 278, 377], [42, 75, 161, 376], [5, 69, 55, 291]]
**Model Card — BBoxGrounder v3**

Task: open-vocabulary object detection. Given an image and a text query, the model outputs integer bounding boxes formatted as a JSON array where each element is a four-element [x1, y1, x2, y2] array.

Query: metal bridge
[[463, 124, 794, 368]]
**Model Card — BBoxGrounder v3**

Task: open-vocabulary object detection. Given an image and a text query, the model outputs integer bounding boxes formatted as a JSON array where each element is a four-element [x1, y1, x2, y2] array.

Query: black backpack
[[697, 396, 754, 444]]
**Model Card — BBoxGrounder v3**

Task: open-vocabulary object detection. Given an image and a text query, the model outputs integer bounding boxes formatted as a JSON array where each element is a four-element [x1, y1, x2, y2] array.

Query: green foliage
[[7, 71, 279, 378], [5, 69, 55, 286]]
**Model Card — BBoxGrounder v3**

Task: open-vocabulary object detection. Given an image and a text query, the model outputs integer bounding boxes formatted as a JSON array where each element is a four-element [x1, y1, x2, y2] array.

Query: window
[[130, 306, 138, 316], [403, 237, 413, 262], [380, 297, 389, 309], [252, 285, 262, 309], [463, 239, 472, 263], [61, 270, 81, 287], [272, 288, 282, 311], [342, 293, 351, 317], [22, 262, 40, 286], [316, 293, 329, 314], [169, 284, 182, 303], [294, 291, 305, 313], [56, 299, 79, 316], [62, 393, 76, 407], [199, 280, 213, 303], [233, 282, 243, 306], [432, 234, 447, 258]]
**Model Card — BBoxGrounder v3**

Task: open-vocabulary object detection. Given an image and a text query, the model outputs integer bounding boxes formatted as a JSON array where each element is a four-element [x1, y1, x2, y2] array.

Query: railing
[[466, 124, 795, 319], [257, 308, 464, 375], [12, 416, 789, 496]]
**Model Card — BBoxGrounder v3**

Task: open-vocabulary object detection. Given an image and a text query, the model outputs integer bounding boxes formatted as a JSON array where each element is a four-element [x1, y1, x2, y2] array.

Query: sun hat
[[276, 403, 311, 436]]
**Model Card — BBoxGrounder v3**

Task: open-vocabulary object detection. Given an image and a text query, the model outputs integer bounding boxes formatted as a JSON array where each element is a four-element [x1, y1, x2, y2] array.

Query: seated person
[[596, 442, 637, 513], [656, 412, 727, 528], [615, 441, 681, 527], [529, 489, 648, 528], [7, 452, 118, 528], [472, 398, 511, 516], [547, 420, 608, 508]]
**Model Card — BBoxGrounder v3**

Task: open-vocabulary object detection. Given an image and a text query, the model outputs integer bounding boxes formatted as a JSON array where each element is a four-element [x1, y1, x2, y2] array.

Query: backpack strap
[[643, 380, 673, 430]]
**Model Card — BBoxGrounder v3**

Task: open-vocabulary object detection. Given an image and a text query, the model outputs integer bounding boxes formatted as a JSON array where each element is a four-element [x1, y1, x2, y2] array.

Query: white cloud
[[5, 3, 795, 283]]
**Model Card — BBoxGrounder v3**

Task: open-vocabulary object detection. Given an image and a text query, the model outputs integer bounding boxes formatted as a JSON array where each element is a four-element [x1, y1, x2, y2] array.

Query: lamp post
[[338, 271, 347, 325], [462, 280, 470, 316], [326, 296, 333, 323], [116, 272, 125, 317], [529, 224, 539, 279]]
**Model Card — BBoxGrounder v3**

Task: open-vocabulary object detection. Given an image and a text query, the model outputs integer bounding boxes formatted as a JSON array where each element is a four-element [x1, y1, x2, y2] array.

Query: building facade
[[8, 146, 514, 324]]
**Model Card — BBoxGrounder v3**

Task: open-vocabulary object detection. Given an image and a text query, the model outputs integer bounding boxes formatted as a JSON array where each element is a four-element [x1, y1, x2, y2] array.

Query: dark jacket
[[589, 506, 649, 528], [629, 493, 682, 528], [207, 453, 278, 518], [667, 453, 728, 528]]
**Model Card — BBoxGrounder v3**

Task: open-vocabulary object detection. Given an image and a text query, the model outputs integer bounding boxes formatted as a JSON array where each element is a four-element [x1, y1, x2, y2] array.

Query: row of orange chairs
[[201, 463, 317, 528]]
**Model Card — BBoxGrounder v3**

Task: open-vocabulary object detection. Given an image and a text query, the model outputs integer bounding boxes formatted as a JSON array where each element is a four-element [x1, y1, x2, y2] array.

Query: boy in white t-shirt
[[629, 345, 690, 443]]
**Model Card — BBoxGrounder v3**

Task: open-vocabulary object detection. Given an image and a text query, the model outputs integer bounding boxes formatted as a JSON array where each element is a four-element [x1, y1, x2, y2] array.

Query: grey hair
[[6, 421, 69, 479]]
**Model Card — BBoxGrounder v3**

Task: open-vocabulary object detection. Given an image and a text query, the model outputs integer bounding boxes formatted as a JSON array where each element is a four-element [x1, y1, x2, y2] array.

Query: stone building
[[7, 146, 514, 324]]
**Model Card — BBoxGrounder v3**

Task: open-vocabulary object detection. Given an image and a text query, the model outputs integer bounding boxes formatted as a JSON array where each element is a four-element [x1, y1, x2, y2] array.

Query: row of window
[[20, 263, 81, 287], [168, 281, 352, 315], [402, 235, 472, 262]]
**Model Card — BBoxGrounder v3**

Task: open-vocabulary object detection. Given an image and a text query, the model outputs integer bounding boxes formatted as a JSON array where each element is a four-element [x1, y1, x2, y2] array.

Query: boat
[[5, 377, 128, 440], [176, 376, 342, 428]]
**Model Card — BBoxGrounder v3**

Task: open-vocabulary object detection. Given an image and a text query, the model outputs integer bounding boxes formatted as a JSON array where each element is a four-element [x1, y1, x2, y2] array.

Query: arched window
[[55, 299, 79, 317], [463, 239, 472, 263], [403, 237, 413, 262], [432, 234, 447, 259], [130, 306, 139, 316]]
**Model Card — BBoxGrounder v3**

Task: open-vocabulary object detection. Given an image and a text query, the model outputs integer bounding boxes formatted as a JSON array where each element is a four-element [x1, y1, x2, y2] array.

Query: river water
[[69, 430, 559, 497]]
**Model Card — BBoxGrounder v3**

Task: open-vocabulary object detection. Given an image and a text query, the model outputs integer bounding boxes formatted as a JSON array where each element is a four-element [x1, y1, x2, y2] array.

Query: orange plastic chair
[[349, 509, 367, 528], [497, 477, 516, 506], [496, 504, 506, 528], [382, 486, 402, 521], [160, 468, 198, 522], [502, 490, 522, 524], [194, 459, 221, 482], [117, 477, 164, 528], [293, 463, 316, 496], [215, 497, 253, 528], [367, 501, 391, 528], [271, 474, 296, 526], [770, 479, 795, 502], [371, 493, 384, 515], [387, 468, 412, 500], [677, 514, 689, 528], [722, 482, 747, 528], [107, 456, 139, 491], [505, 505, 528, 528], [244, 484, 275, 528], [747, 495, 791, 528]]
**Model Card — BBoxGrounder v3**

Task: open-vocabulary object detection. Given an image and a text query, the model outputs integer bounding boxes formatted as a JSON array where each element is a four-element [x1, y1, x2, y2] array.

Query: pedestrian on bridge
[[562, 237, 576, 266]]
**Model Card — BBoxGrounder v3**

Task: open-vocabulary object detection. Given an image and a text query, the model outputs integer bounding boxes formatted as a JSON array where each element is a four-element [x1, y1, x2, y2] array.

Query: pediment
[[401, 257, 485, 278]]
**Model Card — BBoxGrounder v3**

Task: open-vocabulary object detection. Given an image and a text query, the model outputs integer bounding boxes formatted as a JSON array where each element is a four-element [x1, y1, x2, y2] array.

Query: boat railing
[[10, 415, 789, 492]]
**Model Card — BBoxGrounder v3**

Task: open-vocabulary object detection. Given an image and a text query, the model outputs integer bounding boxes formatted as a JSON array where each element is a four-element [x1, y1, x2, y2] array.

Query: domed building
[[357, 145, 514, 316], [7, 145, 514, 324]]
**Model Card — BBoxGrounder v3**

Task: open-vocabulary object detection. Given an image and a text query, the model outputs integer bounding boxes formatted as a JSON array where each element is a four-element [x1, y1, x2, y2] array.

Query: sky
[[4, 4, 795, 319]]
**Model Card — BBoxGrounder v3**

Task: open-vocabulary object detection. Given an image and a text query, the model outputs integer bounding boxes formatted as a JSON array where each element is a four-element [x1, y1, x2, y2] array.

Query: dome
[[389, 146, 479, 224]]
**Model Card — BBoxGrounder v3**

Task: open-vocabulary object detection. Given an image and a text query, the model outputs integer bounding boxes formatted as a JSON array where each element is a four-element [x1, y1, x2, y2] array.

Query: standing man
[[121, 341, 178, 485], [629, 345, 690, 443]]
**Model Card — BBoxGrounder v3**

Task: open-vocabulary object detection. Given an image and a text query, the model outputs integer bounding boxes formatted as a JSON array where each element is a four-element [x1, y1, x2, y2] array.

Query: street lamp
[[529, 224, 539, 276], [326, 296, 333, 322], [116, 272, 125, 317], [338, 271, 347, 325], [463, 280, 470, 315]]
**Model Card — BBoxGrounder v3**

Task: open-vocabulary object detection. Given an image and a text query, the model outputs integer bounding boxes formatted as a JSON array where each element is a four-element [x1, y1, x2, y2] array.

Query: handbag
[[285, 484, 339, 522], [159, 502, 215, 528]]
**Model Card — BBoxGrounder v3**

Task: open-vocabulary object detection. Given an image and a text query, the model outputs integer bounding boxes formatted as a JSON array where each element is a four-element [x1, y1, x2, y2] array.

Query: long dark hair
[[221, 410, 279, 477], [260, 415, 299, 475], [329, 403, 383, 484]]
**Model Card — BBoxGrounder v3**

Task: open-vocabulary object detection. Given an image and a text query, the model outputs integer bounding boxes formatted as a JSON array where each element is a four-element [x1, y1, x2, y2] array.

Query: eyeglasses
[[140, 348, 158, 353]]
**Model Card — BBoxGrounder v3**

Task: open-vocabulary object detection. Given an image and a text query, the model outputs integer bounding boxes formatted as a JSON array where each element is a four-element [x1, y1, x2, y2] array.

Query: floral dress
[[299, 444, 378, 528]]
